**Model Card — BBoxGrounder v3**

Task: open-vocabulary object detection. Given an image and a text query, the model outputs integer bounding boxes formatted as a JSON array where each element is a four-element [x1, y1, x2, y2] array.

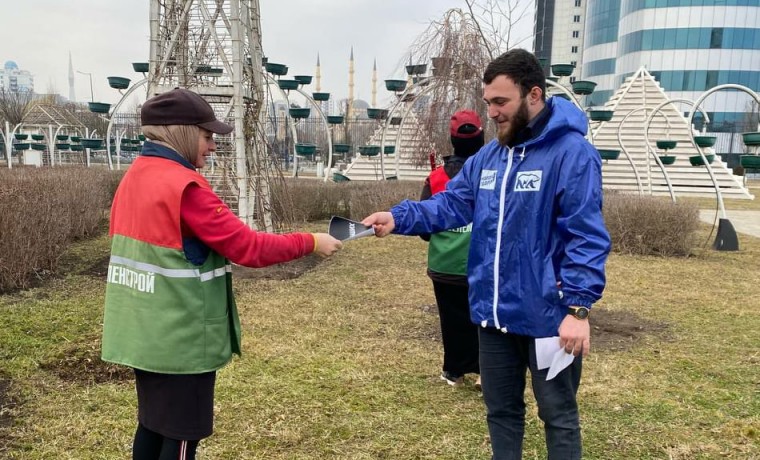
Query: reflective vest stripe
[[109, 255, 231, 281]]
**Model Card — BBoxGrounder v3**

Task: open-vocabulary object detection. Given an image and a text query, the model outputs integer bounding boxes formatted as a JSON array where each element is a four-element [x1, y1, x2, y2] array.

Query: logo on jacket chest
[[480, 170, 497, 190], [514, 170, 542, 192]]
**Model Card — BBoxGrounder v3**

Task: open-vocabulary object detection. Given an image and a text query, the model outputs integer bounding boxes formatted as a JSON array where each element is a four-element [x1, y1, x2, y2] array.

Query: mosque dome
[[352, 99, 369, 110], [4, 61, 18, 70]]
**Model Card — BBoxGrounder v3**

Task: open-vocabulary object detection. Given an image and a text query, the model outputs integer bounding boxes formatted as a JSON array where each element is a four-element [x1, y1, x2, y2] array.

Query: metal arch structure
[[1, 122, 23, 170], [687, 84, 760, 251], [372, 75, 591, 181], [641, 99, 713, 202], [619, 101, 711, 198], [105, 78, 149, 171], [259, 75, 333, 179], [378, 76, 440, 180], [148, 0, 274, 231], [614, 107, 649, 196], [687, 84, 760, 220], [291, 88, 333, 179]]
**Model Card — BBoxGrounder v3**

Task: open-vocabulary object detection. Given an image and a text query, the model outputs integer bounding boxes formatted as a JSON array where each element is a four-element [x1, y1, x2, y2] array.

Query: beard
[[497, 98, 530, 147]]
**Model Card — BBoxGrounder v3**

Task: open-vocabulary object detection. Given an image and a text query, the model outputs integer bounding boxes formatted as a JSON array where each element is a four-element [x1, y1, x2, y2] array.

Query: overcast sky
[[1, 1, 534, 106]]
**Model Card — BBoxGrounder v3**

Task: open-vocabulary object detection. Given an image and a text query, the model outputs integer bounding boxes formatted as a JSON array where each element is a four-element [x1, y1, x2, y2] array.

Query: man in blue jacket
[[362, 49, 611, 459]]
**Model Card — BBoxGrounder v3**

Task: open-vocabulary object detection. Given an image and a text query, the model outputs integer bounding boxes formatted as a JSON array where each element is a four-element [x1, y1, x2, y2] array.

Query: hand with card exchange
[[361, 212, 395, 237], [312, 232, 343, 257]]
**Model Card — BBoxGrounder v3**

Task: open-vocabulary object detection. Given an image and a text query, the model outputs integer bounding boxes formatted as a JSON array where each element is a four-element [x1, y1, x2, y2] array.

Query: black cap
[[141, 88, 233, 134]]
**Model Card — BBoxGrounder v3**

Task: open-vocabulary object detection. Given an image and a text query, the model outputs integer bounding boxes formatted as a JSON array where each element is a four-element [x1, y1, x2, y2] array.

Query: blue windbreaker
[[391, 97, 611, 338]]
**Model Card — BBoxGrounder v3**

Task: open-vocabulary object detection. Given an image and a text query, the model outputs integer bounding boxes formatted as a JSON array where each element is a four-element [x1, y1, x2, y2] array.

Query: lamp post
[[76, 71, 94, 102]]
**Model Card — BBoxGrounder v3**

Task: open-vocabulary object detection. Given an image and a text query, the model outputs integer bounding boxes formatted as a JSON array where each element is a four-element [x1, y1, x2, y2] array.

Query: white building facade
[[534, 0, 589, 81], [0, 61, 34, 93]]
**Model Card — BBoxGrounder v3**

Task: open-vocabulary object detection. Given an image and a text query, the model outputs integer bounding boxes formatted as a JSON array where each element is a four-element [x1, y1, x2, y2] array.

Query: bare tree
[[464, 0, 534, 59], [0, 89, 35, 127], [390, 4, 532, 166]]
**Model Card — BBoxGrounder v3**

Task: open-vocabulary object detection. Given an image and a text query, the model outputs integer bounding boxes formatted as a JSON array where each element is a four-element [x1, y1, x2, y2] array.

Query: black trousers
[[432, 280, 480, 376]]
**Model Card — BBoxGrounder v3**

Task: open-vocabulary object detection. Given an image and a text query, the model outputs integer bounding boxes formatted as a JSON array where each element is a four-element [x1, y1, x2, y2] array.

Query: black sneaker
[[440, 371, 464, 386]]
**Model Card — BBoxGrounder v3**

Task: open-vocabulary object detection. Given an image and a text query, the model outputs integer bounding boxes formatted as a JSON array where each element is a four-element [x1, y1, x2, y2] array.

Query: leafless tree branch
[[0, 89, 34, 126]]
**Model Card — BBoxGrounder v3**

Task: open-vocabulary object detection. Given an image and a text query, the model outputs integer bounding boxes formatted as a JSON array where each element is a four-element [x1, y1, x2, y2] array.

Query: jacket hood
[[526, 96, 588, 147]]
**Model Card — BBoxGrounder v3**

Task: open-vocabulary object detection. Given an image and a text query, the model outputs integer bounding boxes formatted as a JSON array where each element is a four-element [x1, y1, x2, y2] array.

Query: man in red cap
[[419, 110, 484, 389]]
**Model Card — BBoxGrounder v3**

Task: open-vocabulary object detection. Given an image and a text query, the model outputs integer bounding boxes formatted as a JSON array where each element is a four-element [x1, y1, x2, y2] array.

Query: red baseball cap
[[450, 110, 483, 139], [141, 88, 233, 134]]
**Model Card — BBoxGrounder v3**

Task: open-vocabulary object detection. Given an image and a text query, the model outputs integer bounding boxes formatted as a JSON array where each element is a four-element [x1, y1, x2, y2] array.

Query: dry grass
[[676, 182, 760, 211], [0, 218, 758, 459]]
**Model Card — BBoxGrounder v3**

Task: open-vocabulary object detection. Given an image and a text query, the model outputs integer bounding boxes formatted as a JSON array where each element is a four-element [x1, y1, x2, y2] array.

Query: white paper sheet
[[535, 336, 575, 381], [535, 336, 560, 370]]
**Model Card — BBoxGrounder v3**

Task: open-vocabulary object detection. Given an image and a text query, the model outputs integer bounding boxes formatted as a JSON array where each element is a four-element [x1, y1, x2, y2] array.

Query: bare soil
[[231, 253, 323, 280], [39, 335, 133, 385], [418, 304, 669, 353]]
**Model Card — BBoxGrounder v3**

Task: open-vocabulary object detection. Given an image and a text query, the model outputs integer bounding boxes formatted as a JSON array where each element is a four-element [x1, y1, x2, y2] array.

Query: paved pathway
[[699, 210, 760, 238]]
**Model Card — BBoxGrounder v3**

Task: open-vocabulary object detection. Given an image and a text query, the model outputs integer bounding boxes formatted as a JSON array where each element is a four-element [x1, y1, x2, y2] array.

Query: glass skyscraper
[[581, 0, 760, 132]]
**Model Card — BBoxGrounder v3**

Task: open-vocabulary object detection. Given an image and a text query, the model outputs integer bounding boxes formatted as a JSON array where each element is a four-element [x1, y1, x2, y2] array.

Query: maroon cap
[[450, 110, 483, 139], [141, 88, 233, 134]]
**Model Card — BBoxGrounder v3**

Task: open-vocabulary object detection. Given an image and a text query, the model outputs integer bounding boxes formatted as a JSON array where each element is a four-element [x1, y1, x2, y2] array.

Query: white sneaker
[[440, 371, 464, 386]]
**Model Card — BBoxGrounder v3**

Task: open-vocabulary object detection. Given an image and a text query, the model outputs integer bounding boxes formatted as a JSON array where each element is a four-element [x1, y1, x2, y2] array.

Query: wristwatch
[[568, 306, 590, 320]]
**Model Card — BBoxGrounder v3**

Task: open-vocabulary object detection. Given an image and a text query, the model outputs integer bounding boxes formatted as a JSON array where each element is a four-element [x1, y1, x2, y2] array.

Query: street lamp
[[76, 70, 94, 102]]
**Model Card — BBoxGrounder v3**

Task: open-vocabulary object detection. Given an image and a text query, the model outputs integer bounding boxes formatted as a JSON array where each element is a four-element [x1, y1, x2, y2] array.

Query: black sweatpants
[[432, 280, 480, 376]]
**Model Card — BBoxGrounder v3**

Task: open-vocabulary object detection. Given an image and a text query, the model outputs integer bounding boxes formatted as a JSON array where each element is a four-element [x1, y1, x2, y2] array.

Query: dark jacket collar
[[140, 141, 196, 171]]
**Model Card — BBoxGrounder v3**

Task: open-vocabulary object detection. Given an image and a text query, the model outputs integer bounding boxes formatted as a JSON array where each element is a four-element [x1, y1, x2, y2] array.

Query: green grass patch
[[0, 223, 758, 459]]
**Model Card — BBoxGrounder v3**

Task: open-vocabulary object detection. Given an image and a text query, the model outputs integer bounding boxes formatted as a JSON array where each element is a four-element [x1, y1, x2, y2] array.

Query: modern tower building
[[581, 0, 760, 132], [68, 53, 76, 102], [534, 0, 588, 82]]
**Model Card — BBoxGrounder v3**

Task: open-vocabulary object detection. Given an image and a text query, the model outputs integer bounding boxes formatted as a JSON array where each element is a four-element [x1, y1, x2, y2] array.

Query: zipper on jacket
[[492, 147, 514, 332]]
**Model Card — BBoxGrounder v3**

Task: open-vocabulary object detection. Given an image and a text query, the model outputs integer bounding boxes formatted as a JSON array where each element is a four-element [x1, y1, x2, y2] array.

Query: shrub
[[603, 191, 700, 256], [272, 179, 421, 224], [0, 167, 123, 292]]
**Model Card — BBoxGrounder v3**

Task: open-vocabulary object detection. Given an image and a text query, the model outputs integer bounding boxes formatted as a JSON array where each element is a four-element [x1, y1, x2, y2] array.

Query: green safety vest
[[427, 166, 472, 276], [101, 156, 241, 374]]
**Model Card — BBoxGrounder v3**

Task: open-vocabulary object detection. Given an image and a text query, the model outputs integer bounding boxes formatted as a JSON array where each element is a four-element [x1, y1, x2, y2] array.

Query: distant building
[[0, 61, 34, 93], [581, 1, 760, 132], [535, 2, 760, 133], [534, 0, 588, 82], [342, 98, 369, 119]]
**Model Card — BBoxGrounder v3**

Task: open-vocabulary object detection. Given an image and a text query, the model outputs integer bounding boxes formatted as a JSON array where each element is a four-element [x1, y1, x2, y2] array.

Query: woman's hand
[[312, 233, 343, 257]]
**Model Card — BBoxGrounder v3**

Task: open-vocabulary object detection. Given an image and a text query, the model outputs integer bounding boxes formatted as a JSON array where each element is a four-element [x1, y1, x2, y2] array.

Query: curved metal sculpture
[[641, 99, 712, 202], [261, 74, 301, 178], [614, 107, 648, 196], [105, 78, 149, 170], [687, 85, 760, 219], [686, 84, 760, 250], [378, 75, 443, 180]]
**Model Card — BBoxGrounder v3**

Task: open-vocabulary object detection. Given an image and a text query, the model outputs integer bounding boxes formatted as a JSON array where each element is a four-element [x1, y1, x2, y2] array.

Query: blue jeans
[[479, 327, 582, 460]]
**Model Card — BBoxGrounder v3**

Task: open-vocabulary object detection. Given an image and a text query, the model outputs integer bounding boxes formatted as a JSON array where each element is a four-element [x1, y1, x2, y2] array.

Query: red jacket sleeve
[[180, 184, 315, 267]]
